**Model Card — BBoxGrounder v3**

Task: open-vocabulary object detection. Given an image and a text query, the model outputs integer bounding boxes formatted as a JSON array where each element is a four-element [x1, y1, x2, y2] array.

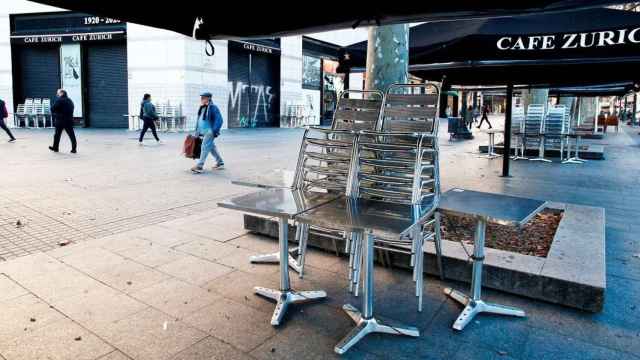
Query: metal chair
[[510, 106, 527, 160], [24, 99, 36, 128], [42, 99, 53, 128], [14, 104, 27, 127], [248, 90, 384, 275], [347, 83, 442, 311], [543, 105, 567, 161], [524, 104, 549, 162]]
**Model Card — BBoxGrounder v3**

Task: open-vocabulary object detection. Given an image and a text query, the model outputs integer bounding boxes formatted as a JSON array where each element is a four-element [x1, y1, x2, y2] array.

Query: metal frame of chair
[[524, 104, 549, 162], [42, 99, 53, 128], [346, 83, 442, 311], [510, 106, 527, 160], [24, 99, 36, 128], [248, 90, 385, 275], [543, 105, 567, 161], [14, 104, 26, 127]]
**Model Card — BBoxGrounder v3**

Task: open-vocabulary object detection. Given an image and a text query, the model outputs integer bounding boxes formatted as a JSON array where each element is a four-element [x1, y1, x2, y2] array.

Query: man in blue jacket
[[191, 91, 224, 173], [49, 89, 77, 153]]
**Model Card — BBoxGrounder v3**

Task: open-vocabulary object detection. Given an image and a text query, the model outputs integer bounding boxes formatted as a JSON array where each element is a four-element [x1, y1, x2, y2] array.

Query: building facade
[[1, 0, 347, 130]]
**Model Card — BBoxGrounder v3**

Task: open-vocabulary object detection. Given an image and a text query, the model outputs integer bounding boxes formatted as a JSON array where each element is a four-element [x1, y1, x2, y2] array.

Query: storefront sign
[[60, 44, 83, 117], [229, 40, 281, 56], [496, 27, 640, 51], [12, 31, 126, 45]]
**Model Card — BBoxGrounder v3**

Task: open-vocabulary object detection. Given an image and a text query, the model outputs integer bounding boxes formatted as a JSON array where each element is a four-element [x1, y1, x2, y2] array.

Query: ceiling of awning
[[28, 1, 630, 40]]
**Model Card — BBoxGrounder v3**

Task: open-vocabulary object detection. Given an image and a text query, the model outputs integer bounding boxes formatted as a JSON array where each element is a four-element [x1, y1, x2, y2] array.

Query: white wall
[[279, 36, 303, 127]]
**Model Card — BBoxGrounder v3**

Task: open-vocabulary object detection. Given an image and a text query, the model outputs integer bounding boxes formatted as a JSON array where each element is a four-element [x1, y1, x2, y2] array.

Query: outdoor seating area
[[218, 84, 558, 355], [125, 102, 187, 132], [12, 98, 53, 128]]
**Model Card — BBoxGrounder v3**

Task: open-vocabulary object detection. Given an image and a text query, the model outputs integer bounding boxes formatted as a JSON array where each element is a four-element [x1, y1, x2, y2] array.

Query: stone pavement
[[0, 119, 638, 359]]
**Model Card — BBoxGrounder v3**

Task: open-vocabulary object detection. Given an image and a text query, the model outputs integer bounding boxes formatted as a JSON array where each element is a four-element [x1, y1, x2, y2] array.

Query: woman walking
[[477, 104, 493, 129], [0, 98, 15, 142], [138, 94, 161, 145]]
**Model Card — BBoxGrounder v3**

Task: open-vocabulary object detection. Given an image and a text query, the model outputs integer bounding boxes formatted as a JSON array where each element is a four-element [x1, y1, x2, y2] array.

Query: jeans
[[52, 121, 77, 151], [1, 118, 15, 140], [197, 131, 223, 167], [139, 118, 159, 142]]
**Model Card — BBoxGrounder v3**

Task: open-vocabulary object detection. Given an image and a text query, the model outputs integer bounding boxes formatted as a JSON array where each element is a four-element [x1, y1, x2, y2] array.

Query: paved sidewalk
[[0, 122, 639, 359]]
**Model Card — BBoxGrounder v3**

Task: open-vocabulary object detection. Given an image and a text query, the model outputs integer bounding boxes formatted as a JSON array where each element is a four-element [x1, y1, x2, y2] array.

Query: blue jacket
[[197, 103, 223, 135]]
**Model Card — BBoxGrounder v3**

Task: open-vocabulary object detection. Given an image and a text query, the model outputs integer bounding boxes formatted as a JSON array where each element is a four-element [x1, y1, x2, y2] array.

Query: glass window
[[302, 55, 321, 89]]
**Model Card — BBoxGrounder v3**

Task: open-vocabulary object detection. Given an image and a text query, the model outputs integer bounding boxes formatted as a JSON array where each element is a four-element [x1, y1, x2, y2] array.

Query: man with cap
[[191, 91, 224, 173]]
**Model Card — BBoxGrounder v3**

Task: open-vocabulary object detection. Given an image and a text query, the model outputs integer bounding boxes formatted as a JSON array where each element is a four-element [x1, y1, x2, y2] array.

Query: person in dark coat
[[138, 93, 161, 145], [0, 98, 16, 142], [477, 104, 493, 129], [49, 89, 77, 153]]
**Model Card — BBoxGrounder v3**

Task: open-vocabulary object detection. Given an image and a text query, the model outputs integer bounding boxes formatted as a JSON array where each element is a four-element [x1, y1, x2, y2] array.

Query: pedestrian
[[477, 104, 493, 129], [0, 98, 16, 142], [138, 93, 161, 145], [49, 89, 77, 153], [473, 106, 480, 123], [464, 105, 474, 128], [190, 91, 224, 173]]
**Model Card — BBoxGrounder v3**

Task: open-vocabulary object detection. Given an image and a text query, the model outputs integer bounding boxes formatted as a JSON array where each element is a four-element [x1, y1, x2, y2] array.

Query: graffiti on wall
[[228, 81, 276, 128]]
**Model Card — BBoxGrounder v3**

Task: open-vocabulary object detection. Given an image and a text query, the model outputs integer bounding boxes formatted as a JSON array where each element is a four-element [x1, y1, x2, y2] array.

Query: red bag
[[183, 135, 202, 159]]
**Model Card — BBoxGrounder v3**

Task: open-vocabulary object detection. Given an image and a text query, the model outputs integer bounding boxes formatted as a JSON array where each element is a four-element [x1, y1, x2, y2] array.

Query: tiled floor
[[0, 120, 639, 359]]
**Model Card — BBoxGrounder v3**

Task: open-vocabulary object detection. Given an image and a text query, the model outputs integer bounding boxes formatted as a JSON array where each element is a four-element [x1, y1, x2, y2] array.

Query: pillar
[[364, 24, 409, 93]]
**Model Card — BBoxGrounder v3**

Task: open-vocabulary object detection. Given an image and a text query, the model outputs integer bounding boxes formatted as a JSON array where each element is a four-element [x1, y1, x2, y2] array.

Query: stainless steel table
[[438, 188, 546, 331], [296, 197, 434, 354], [218, 188, 338, 326], [479, 129, 502, 159], [230, 170, 301, 272]]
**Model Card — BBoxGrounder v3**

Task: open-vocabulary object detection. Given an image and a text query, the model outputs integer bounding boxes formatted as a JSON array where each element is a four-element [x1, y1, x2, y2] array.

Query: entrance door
[[228, 45, 280, 128], [86, 43, 128, 128]]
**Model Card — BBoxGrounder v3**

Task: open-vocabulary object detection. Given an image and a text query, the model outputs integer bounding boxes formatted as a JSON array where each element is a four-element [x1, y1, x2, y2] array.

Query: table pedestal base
[[334, 304, 419, 355], [255, 287, 327, 326], [444, 288, 525, 331], [249, 251, 302, 274]]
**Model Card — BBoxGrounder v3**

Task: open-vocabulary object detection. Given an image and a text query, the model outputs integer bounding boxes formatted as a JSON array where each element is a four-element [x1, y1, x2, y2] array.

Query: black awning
[[342, 7, 640, 86], [29, 1, 628, 40]]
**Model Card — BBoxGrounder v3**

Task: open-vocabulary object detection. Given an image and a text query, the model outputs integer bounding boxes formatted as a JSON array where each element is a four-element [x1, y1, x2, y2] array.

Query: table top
[[482, 129, 503, 134], [295, 197, 436, 238], [438, 188, 546, 226], [218, 188, 339, 218], [231, 169, 295, 189]]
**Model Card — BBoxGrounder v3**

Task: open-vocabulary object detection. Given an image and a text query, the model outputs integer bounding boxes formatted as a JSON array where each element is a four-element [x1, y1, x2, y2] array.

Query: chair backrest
[[349, 131, 439, 206], [24, 99, 34, 114], [16, 104, 25, 116], [524, 104, 545, 136], [33, 99, 44, 115], [42, 99, 51, 114], [156, 104, 166, 117], [512, 106, 525, 133], [544, 105, 566, 137], [331, 90, 384, 132], [379, 83, 440, 135], [165, 106, 176, 117]]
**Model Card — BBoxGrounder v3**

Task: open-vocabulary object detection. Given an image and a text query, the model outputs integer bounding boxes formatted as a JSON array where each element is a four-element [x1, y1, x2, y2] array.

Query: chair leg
[[434, 212, 445, 280], [296, 223, 310, 279]]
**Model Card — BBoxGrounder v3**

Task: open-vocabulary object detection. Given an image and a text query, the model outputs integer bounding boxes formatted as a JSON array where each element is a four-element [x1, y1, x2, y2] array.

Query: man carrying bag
[[189, 91, 224, 173]]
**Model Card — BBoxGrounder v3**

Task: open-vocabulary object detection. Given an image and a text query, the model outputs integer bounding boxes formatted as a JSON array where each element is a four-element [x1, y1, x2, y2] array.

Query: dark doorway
[[85, 43, 128, 128]]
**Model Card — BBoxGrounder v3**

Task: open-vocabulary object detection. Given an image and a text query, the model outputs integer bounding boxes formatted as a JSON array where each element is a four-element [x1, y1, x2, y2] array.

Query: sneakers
[[70, 149, 77, 154], [8, 138, 15, 143], [212, 162, 225, 170], [48, 146, 59, 153], [190, 165, 204, 173]]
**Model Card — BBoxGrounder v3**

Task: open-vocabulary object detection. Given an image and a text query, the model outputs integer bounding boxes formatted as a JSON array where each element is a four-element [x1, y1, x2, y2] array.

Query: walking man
[[138, 93, 161, 145], [477, 104, 493, 129], [49, 89, 77, 153], [0, 98, 16, 142], [191, 91, 224, 173]]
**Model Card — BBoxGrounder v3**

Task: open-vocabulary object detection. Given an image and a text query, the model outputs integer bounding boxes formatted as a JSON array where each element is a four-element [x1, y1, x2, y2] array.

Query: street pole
[[364, 24, 409, 93], [439, 77, 450, 118], [502, 84, 513, 177]]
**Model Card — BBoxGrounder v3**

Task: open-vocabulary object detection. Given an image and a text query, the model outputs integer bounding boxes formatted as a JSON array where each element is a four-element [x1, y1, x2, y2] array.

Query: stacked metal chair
[[24, 99, 36, 128], [42, 99, 53, 128], [14, 104, 27, 127], [347, 83, 442, 311], [249, 90, 384, 275], [510, 106, 527, 160], [524, 104, 549, 162], [543, 105, 568, 161]]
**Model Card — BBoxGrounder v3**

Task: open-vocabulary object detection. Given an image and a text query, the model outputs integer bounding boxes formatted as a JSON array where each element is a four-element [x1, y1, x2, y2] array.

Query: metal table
[[479, 129, 502, 159], [218, 188, 338, 326], [230, 170, 302, 273], [563, 131, 590, 164], [438, 188, 546, 331], [296, 197, 434, 354]]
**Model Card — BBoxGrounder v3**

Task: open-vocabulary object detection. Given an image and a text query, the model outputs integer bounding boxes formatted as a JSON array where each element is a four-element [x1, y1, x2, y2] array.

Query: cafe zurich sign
[[497, 27, 640, 51]]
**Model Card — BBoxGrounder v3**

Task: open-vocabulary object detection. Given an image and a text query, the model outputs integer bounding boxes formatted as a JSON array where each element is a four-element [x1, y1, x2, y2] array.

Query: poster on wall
[[302, 89, 321, 125], [60, 43, 83, 117]]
